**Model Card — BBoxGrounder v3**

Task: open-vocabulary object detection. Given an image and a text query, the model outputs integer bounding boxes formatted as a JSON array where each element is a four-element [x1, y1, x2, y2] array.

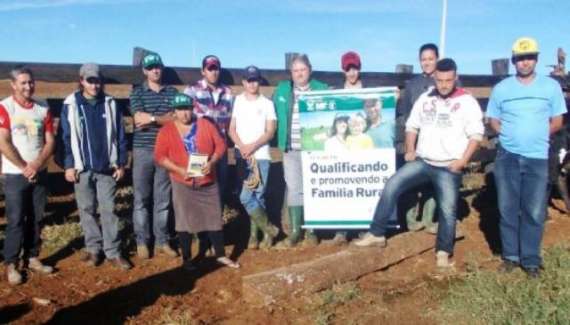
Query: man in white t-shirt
[[0, 67, 55, 285], [229, 65, 278, 249]]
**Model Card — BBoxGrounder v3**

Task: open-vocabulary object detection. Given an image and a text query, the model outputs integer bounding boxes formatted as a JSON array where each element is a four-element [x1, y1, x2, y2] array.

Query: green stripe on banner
[[305, 220, 372, 225], [298, 97, 397, 113]]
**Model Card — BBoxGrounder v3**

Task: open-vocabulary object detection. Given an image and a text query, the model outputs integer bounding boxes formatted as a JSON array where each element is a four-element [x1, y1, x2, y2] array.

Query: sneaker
[[28, 258, 54, 274], [80, 251, 102, 267], [158, 244, 179, 258], [354, 233, 387, 247], [6, 264, 22, 285], [498, 260, 519, 273], [436, 251, 451, 268], [523, 267, 541, 279], [136, 245, 150, 259], [215, 257, 240, 269], [108, 257, 132, 270]]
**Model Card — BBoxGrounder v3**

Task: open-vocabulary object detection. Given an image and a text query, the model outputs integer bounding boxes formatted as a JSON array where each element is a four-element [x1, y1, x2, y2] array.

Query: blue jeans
[[370, 159, 462, 254], [236, 154, 270, 214], [2, 171, 48, 265], [75, 171, 121, 258], [132, 148, 172, 246], [494, 147, 548, 269]]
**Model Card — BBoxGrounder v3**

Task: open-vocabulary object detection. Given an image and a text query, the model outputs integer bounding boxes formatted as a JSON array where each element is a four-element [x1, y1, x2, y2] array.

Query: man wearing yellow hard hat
[[487, 37, 567, 278]]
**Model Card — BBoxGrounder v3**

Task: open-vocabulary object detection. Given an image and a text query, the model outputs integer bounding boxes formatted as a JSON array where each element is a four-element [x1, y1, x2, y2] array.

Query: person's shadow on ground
[[46, 262, 221, 324], [471, 168, 502, 255], [0, 303, 31, 324]]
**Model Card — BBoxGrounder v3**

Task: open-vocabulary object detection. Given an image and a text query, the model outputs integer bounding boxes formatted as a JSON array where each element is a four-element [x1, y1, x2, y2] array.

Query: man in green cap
[[129, 52, 179, 259]]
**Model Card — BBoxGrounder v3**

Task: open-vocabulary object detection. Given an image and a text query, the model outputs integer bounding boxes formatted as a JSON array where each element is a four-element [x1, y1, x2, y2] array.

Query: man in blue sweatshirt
[[60, 63, 131, 270]]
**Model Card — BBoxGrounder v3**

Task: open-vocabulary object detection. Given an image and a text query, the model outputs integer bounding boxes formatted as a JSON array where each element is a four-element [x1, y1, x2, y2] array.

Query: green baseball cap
[[171, 93, 193, 110], [142, 53, 163, 69]]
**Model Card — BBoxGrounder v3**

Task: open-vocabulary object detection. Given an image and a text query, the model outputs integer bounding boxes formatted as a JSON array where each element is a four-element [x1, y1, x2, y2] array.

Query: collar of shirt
[[197, 78, 228, 94], [12, 95, 35, 109], [142, 81, 166, 93], [428, 87, 466, 100]]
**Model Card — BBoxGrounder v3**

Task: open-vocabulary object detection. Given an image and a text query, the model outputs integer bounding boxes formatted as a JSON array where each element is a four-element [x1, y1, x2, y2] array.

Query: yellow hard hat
[[512, 37, 539, 57]]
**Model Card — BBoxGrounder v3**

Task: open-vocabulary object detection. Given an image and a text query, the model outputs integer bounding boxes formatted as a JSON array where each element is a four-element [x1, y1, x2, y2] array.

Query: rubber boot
[[282, 206, 303, 247], [302, 228, 319, 247], [250, 208, 279, 249], [557, 175, 570, 214], [406, 203, 423, 231], [248, 217, 259, 250], [422, 197, 438, 234]]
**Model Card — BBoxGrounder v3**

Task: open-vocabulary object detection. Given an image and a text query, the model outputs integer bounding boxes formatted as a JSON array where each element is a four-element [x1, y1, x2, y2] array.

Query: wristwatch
[[150, 115, 156, 123]]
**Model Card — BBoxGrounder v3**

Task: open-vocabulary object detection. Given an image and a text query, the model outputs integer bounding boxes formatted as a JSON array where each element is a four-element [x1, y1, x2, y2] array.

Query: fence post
[[492, 59, 509, 76], [395, 64, 413, 74], [285, 52, 300, 70]]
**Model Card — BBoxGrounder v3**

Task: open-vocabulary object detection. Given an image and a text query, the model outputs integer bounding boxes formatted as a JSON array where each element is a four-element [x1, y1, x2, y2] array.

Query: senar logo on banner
[[298, 87, 398, 229]]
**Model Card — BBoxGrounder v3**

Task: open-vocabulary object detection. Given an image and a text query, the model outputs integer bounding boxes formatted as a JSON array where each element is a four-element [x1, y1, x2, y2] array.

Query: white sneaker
[[28, 258, 54, 274], [354, 233, 387, 247], [6, 264, 22, 285], [436, 251, 451, 268]]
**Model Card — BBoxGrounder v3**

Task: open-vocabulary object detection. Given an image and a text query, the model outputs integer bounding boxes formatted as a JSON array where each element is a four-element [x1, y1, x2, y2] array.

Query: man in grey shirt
[[396, 43, 439, 233]]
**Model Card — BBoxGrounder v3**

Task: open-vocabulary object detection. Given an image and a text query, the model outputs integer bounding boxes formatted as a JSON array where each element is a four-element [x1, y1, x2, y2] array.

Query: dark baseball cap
[[202, 55, 221, 70], [142, 53, 164, 69], [243, 65, 261, 81]]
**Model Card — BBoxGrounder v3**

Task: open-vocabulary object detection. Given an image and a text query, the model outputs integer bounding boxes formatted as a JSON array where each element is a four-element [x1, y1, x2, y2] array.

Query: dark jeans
[[370, 159, 462, 254], [494, 147, 548, 269], [216, 152, 229, 206], [3, 171, 48, 265], [132, 148, 172, 246]]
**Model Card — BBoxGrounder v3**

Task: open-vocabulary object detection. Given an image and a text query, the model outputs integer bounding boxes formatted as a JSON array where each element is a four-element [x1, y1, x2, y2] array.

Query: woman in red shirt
[[154, 94, 239, 270]]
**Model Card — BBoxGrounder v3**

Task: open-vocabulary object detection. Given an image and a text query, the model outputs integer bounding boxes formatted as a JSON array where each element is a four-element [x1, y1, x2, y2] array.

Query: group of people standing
[[1, 36, 566, 285]]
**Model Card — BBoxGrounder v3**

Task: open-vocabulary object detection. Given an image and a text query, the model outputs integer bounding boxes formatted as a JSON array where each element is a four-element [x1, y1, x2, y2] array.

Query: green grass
[[150, 307, 197, 325], [308, 282, 362, 325], [41, 222, 83, 255], [438, 244, 570, 325], [301, 126, 328, 151]]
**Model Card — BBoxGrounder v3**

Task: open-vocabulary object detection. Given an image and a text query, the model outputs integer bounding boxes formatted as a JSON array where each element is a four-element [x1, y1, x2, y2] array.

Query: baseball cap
[[142, 53, 164, 69], [79, 63, 100, 79], [171, 93, 194, 110], [341, 51, 361, 71], [512, 37, 539, 57], [202, 55, 221, 70], [243, 65, 261, 81]]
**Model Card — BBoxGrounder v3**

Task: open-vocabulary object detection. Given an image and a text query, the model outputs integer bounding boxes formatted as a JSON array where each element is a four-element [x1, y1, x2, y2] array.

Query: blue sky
[[1, 0, 569, 75]]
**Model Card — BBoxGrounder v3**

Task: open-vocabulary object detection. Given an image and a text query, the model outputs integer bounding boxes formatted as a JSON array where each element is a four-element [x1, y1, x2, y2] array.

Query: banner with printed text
[[299, 87, 397, 229]]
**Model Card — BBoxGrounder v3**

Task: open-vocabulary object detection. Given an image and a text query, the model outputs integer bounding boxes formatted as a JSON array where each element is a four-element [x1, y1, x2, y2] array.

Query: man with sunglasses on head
[[487, 37, 567, 278], [129, 53, 179, 260], [61, 63, 131, 270]]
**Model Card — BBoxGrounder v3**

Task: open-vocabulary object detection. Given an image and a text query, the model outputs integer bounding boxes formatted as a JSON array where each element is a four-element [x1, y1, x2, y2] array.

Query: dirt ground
[[1, 172, 570, 324]]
